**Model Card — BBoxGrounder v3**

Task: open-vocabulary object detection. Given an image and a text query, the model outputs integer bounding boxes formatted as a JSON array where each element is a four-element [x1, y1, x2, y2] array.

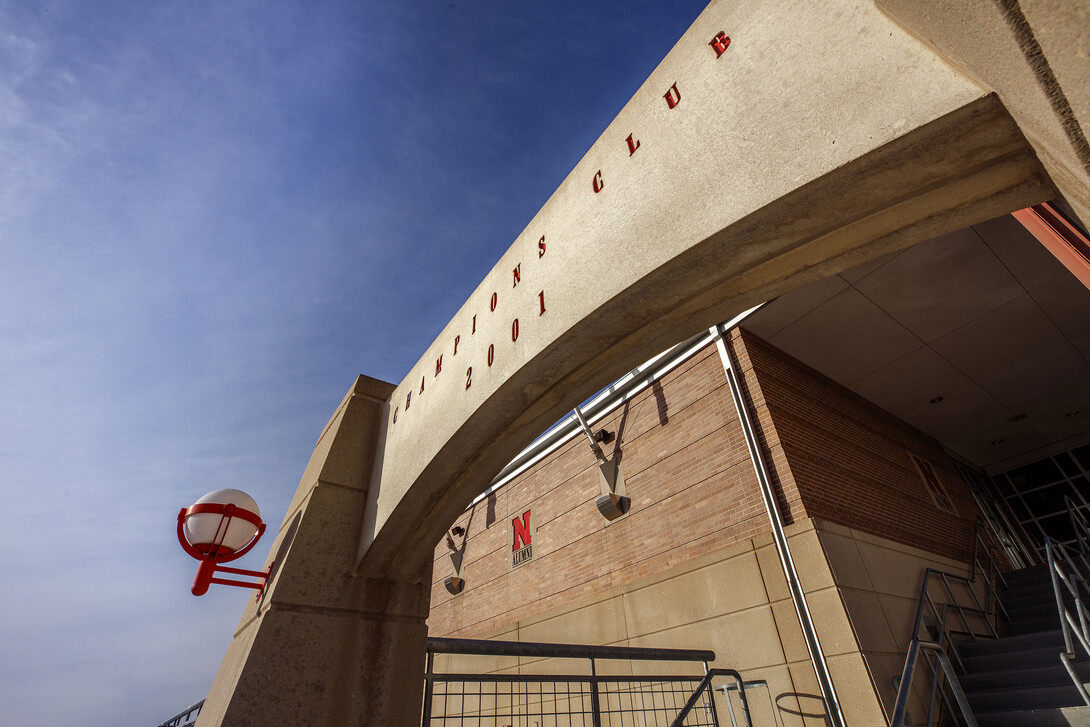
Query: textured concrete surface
[[877, 0, 1090, 225], [198, 376, 433, 727], [362, 0, 1051, 580]]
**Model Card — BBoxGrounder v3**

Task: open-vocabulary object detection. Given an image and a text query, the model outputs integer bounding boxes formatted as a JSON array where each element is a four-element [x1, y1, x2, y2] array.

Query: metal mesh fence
[[424, 674, 720, 727]]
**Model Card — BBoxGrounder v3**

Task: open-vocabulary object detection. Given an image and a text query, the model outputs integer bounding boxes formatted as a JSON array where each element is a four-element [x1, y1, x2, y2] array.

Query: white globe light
[[183, 488, 261, 554]]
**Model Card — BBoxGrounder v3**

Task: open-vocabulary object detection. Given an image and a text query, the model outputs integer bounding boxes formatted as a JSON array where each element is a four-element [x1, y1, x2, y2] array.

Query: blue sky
[[0, 1, 710, 724]]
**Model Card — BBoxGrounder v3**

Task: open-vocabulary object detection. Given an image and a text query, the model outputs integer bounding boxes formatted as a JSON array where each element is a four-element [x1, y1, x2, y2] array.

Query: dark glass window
[[1007, 458, 1064, 489], [1057, 451, 1082, 478], [1037, 513, 1076, 544], [1007, 496, 1031, 521], [1072, 476, 1090, 505], [1073, 444, 1090, 471], [1022, 484, 1069, 516]]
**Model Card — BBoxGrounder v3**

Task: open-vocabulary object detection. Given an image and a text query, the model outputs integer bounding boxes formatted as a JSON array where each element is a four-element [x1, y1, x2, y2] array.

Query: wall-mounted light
[[572, 407, 629, 521], [444, 525, 467, 595], [177, 488, 273, 598]]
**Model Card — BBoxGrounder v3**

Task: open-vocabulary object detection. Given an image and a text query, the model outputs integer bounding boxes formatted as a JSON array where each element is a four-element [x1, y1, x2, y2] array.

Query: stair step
[[1006, 602, 1063, 622], [960, 662, 1090, 691], [1005, 614, 1063, 635], [976, 706, 1090, 726], [1006, 591, 1076, 614], [963, 645, 1069, 673], [1003, 565, 1053, 586], [961, 630, 1065, 658], [1003, 584, 1058, 600], [968, 682, 1087, 711]]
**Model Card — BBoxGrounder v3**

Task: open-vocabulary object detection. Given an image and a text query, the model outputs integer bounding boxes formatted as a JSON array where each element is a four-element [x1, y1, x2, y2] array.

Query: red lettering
[[405, 391, 411, 410], [626, 133, 640, 156], [419, 375, 424, 393], [465, 367, 472, 390], [512, 510, 532, 551], [512, 318, 519, 342], [435, 355, 442, 376], [453, 335, 460, 355], [592, 170, 604, 193], [709, 32, 731, 58], [487, 344, 495, 367], [490, 292, 498, 312], [513, 263, 521, 288], [472, 314, 477, 334], [538, 235, 546, 258], [539, 290, 546, 316], [664, 82, 681, 109]]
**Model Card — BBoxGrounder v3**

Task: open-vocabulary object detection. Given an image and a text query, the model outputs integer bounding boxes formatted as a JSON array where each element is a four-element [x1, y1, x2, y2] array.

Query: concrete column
[[876, 0, 1090, 227], [197, 375, 432, 727]]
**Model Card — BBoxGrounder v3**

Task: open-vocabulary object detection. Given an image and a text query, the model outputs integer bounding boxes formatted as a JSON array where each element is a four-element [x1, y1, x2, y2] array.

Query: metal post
[[421, 650, 434, 726], [588, 657, 602, 727], [703, 661, 721, 727], [711, 324, 847, 727]]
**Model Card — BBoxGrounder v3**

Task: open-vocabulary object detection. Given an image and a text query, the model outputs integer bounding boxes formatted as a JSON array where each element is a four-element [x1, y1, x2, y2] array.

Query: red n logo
[[512, 510, 532, 551]]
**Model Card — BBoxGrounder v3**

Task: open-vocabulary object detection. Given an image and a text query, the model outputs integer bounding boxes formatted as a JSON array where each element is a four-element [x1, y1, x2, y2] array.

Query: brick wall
[[428, 344, 774, 637], [732, 327, 980, 561], [428, 329, 983, 638]]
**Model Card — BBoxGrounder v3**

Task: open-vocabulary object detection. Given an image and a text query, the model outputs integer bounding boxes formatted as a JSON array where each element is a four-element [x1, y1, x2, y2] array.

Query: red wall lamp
[[177, 488, 273, 597]]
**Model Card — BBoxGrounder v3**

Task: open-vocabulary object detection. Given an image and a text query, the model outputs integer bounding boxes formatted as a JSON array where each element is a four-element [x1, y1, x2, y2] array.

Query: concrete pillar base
[[196, 376, 432, 727]]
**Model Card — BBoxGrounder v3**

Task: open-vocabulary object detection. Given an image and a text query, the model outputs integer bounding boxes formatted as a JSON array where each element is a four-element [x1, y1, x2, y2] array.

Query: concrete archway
[[196, 1, 1090, 724]]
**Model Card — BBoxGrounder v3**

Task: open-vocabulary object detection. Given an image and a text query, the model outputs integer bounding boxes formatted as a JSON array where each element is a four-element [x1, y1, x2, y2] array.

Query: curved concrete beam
[[358, 0, 1053, 578]]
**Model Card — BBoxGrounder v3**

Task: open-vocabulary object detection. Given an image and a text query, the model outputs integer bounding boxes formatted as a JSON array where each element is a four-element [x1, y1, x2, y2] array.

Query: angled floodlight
[[177, 488, 273, 597]]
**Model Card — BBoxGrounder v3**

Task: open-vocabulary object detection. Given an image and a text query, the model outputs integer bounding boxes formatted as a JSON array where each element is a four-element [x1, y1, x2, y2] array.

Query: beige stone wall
[[430, 517, 989, 726], [428, 345, 777, 639], [813, 518, 980, 724], [431, 519, 896, 726]]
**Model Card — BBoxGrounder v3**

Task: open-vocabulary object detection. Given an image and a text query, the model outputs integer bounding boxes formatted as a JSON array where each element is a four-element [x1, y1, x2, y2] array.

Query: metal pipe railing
[[427, 636, 715, 663], [710, 322, 847, 727], [155, 699, 204, 727], [1044, 496, 1090, 708], [423, 637, 745, 727], [892, 639, 978, 727], [891, 522, 1008, 726]]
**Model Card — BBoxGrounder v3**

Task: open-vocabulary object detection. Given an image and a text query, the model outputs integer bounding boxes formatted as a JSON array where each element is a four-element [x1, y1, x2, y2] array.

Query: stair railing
[[1045, 496, 1090, 707], [1066, 495, 1090, 571], [890, 522, 1008, 727]]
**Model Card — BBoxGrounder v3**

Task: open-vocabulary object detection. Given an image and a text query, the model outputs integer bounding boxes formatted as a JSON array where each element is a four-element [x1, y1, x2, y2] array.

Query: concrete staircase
[[959, 564, 1090, 726]]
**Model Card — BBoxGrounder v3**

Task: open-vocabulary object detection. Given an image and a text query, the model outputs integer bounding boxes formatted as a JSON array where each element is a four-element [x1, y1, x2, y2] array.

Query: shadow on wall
[[775, 692, 831, 726], [255, 510, 302, 610], [720, 683, 830, 726], [652, 379, 669, 426]]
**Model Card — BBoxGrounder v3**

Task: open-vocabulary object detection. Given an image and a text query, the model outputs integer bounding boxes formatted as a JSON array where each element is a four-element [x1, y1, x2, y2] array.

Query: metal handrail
[[892, 638, 978, 727], [670, 669, 749, 727], [155, 699, 204, 727], [1045, 496, 1090, 707], [427, 636, 715, 663], [1066, 495, 1090, 563], [423, 637, 745, 727], [711, 323, 846, 727], [717, 680, 783, 727], [1045, 536, 1090, 707], [420, 636, 736, 727], [890, 523, 1008, 726]]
